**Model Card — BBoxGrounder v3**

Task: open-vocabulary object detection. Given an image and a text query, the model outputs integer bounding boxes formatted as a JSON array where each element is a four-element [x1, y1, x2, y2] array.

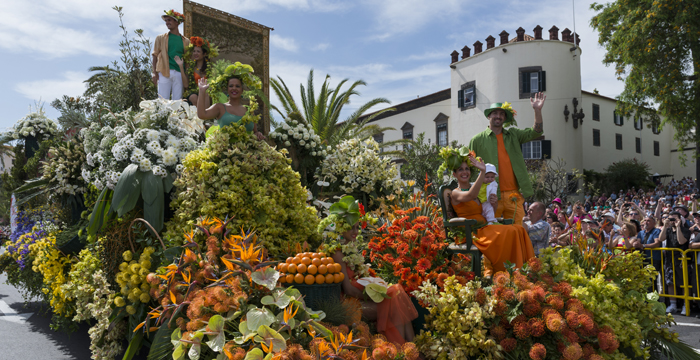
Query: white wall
[[374, 98, 451, 151]]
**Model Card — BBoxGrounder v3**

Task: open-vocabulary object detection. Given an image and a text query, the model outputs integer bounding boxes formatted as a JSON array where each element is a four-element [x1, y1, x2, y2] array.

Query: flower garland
[[183, 37, 219, 98], [269, 117, 328, 157], [436, 145, 480, 178], [206, 62, 262, 127], [80, 99, 204, 190], [8, 107, 60, 140]]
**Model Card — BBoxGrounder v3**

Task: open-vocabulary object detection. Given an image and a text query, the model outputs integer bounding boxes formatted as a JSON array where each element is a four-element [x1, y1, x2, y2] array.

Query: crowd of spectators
[[522, 176, 700, 318]]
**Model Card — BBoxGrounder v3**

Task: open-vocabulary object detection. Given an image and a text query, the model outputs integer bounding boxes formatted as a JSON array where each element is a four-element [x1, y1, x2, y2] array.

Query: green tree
[[591, 0, 700, 185], [400, 133, 457, 194], [270, 69, 406, 150], [604, 158, 654, 192], [525, 158, 583, 204]]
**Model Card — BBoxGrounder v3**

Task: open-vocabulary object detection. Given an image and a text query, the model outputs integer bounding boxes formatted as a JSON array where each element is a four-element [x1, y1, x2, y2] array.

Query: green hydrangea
[[164, 124, 320, 257]]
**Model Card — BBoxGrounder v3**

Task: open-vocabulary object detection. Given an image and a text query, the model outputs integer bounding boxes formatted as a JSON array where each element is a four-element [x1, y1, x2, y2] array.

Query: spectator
[[609, 222, 638, 249], [570, 201, 592, 224], [638, 215, 662, 292], [152, 10, 190, 100], [689, 218, 700, 318], [673, 204, 694, 228], [659, 211, 691, 314], [549, 222, 571, 246], [524, 202, 550, 256], [545, 212, 557, 225], [600, 217, 619, 244], [551, 198, 563, 214]]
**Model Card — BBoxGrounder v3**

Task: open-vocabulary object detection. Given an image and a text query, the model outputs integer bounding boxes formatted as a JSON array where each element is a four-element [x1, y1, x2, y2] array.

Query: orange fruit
[[307, 264, 318, 275], [279, 263, 288, 273], [334, 263, 342, 273], [325, 257, 334, 265], [294, 273, 305, 284], [311, 258, 322, 267], [315, 274, 326, 284], [292, 257, 301, 265], [318, 264, 328, 275], [305, 274, 315, 285], [285, 274, 294, 283], [301, 257, 312, 266], [288, 264, 297, 274], [286, 257, 294, 264], [325, 274, 334, 283], [279, 274, 286, 283], [297, 263, 307, 274], [334, 273, 344, 283]]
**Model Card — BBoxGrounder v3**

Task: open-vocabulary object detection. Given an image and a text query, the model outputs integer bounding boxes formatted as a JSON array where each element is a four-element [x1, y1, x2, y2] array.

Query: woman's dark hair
[[552, 222, 565, 230]]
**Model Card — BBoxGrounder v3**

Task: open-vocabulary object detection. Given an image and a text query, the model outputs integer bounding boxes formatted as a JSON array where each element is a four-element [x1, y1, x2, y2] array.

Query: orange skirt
[[474, 224, 535, 273]]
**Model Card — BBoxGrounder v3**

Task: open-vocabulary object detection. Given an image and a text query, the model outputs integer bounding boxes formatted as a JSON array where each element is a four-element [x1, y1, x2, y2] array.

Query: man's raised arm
[[531, 92, 545, 134]]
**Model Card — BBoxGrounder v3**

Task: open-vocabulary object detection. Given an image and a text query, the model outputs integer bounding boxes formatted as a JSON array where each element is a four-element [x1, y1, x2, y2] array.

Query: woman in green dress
[[196, 76, 265, 140]]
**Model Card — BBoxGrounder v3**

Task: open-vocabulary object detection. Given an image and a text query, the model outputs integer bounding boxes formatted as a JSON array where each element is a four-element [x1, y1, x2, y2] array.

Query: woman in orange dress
[[330, 222, 418, 344], [450, 155, 535, 276]]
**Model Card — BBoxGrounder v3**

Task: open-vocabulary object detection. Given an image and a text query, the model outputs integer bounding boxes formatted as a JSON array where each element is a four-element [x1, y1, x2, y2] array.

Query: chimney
[[486, 35, 496, 49], [461, 45, 471, 59], [562, 28, 572, 42], [533, 25, 543, 40], [515, 27, 525, 42], [450, 50, 459, 64], [473, 40, 483, 54], [499, 30, 509, 45], [549, 25, 559, 40], [575, 33, 581, 45]]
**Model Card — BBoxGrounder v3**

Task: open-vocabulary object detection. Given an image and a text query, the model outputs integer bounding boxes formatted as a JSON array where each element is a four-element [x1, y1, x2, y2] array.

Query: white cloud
[[364, 0, 462, 41], [311, 43, 330, 51], [271, 34, 299, 52], [14, 71, 88, 103]]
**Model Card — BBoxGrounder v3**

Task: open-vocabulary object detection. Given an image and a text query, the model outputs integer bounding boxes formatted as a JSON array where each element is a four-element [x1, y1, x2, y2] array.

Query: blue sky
[[0, 0, 621, 131]]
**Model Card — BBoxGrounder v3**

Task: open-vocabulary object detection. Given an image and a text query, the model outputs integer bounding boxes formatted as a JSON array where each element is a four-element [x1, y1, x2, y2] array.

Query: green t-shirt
[[168, 33, 184, 72]]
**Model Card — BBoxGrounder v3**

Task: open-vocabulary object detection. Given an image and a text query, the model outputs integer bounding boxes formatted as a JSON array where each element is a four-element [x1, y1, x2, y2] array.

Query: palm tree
[[270, 69, 409, 153]]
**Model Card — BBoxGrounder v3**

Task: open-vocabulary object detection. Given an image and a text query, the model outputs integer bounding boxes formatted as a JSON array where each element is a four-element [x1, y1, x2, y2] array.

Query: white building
[[365, 25, 694, 184]]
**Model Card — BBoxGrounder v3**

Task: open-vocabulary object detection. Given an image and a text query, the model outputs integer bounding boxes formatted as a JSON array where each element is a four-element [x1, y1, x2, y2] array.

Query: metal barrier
[[647, 248, 699, 315]]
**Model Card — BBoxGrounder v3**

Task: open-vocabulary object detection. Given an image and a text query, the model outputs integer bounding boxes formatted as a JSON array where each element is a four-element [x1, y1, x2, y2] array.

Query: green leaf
[[187, 332, 204, 360], [163, 174, 174, 193], [122, 329, 143, 360], [255, 325, 286, 353], [260, 290, 292, 309], [246, 308, 275, 331], [365, 283, 389, 303], [243, 348, 264, 360], [87, 187, 112, 236], [142, 172, 164, 231], [204, 315, 226, 352], [14, 177, 49, 193], [111, 164, 143, 216], [160, 247, 183, 267], [147, 322, 174, 360], [234, 321, 257, 344], [250, 267, 280, 291]]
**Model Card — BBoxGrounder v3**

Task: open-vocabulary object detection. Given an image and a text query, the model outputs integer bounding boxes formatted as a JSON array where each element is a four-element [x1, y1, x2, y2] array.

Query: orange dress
[[346, 266, 418, 344], [452, 200, 535, 273]]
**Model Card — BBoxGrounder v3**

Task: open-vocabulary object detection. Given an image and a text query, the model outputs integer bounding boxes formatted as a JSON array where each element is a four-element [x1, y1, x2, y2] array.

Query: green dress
[[219, 111, 254, 132]]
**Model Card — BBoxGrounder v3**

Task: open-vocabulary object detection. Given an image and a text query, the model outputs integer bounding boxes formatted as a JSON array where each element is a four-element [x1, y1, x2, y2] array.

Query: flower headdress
[[484, 101, 518, 127], [187, 36, 219, 59], [162, 9, 184, 23], [437, 145, 480, 177]]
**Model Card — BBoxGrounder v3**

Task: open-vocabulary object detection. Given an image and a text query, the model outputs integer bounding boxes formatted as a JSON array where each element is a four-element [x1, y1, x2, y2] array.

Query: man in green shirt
[[468, 92, 546, 225], [152, 10, 189, 100]]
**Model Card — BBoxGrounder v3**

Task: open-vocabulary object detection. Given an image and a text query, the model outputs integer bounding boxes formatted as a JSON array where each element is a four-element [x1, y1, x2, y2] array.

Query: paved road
[[0, 245, 699, 359]]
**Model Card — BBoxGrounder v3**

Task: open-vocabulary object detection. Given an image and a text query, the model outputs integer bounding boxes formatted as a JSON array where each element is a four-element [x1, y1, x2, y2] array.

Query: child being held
[[478, 163, 499, 224]]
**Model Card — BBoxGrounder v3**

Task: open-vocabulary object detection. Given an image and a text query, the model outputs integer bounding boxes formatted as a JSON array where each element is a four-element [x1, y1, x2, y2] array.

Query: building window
[[593, 129, 600, 146], [614, 112, 624, 126], [433, 112, 449, 146], [519, 66, 546, 99], [592, 104, 600, 121], [652, 121, 661, 134], [458, 81, 476, 109], [635, 137, 641, 153], [522, 140, 542, 160], [615, 133, 623, 150], [401, 122, 413, 150], [373, 133, 384, 144], [634, 117, 642, 130], [654, 141, 660, 156]]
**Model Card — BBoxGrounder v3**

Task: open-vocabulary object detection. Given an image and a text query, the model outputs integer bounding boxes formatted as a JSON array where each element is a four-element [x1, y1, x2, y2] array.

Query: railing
[[645, 248, 699, 314]]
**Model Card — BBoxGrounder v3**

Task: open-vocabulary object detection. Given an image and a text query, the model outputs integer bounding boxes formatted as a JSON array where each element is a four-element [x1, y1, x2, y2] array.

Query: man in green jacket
[[469, 92, 546, 225]]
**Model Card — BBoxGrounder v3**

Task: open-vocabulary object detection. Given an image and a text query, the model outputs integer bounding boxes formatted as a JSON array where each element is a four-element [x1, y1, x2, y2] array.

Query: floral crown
[[186, 37, 219, 59], [437, 145, 481, 177], [208, 62, 262, 97], [162, 9, 184, 23]]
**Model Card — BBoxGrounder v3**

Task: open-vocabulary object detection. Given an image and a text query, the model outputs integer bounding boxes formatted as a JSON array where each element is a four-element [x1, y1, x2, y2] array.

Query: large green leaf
[[250, 267, 280, 291], [142, 172, 164, 231], [246, 308, 275, 331], [243, 348, 265, 360], [260, 289, 292, 309], [16, 184, 60, 206], [254, 325, 286, 353], [122, 329, 143, 360], [365, 283, 390, 303], [147, 322, 174, 360], [14, 177, 49, 193], [87, 187, 112, 236], [234, 321, 257, 344], [204, 315, 226, 352], [187, 332, 204, 360], [163, 174, 174, 193], [111, 164, 144, 216]]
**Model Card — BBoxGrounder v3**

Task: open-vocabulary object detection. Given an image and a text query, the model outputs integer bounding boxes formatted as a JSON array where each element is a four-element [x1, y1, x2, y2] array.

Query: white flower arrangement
[[80, 99, 204, 190], [269, 118, 326, 158], [316, 138, 402, 197], [42, 141, 87, 196], [9, 107, 60, 140]]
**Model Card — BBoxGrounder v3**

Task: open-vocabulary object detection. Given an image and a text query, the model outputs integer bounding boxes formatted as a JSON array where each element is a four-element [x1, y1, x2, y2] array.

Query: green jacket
[[468, 126, 542, 198]]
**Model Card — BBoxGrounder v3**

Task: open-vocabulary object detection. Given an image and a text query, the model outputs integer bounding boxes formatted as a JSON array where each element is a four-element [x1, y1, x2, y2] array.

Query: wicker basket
[[289, 282, 341, 309]]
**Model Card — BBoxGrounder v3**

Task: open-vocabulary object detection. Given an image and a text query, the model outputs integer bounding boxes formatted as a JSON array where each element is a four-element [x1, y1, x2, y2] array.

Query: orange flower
[[416, 258, 431, 274], [405, 274, 421, 290]]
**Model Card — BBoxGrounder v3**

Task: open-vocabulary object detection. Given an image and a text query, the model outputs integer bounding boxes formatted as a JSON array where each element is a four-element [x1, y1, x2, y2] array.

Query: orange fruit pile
[[278, 252, 345, 285]]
